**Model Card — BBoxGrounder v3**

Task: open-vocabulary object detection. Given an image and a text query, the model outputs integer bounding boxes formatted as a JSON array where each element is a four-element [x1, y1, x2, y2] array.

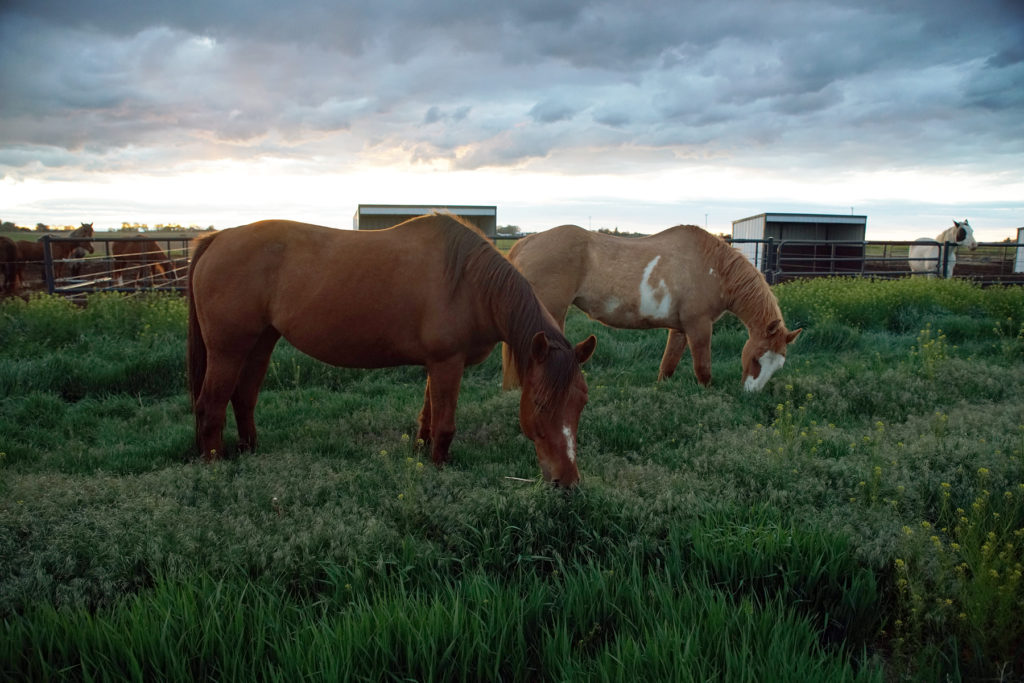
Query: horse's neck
[[938, 226, 959, 243], [718, 253, 779, 333]]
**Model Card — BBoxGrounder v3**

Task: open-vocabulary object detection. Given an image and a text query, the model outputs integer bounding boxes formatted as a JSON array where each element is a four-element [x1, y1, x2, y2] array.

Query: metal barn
[[352, 204, 498, 237], [731, 212, 868, 278]]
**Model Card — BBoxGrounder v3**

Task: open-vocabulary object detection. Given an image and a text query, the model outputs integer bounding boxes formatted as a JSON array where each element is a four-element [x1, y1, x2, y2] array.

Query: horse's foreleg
[[658, 330, 689, 381], [230, 329, 280, 452], [422, 358, 465, 466], [416, 378, 432, 445]]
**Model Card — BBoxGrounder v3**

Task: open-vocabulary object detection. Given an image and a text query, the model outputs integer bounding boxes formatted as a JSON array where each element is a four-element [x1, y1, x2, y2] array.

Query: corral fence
[[728, 238, 1024, 285], [23, 234, 1024, 298], [37, 235, 193, 297]]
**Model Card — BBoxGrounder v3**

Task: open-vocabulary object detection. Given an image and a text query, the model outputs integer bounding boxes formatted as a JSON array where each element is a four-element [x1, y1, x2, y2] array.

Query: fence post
[[766, 236, 777, 284], [940, 240, 951, 278], [41, 235, 56, 294]]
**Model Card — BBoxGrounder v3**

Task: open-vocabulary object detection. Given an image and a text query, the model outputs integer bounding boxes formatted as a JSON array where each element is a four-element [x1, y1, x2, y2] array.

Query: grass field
[[1, 278, 1022, 681]]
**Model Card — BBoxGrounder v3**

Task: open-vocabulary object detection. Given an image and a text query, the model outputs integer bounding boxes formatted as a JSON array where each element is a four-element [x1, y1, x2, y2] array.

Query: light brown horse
[[5, 223, 95, 293], [503, 224, 800, 392], [112, 238, 175, 286], [188, 215, 597, 486]]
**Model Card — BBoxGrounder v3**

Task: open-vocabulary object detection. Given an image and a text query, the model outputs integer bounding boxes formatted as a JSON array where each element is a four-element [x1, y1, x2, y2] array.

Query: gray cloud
[[0, 0, 1021, 181], [529, 99, 580, 124]]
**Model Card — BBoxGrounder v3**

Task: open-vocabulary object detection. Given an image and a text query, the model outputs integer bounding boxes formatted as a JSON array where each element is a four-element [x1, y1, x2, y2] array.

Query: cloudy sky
[[1, 0, 1022, 240]]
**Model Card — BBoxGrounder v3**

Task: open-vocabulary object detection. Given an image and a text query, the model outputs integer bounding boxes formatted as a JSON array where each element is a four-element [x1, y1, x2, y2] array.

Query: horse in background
[[112, 238, 176, 286], [187, 214, 596, 487], [908, 219, 977, 278], [0, 236, 17, 294], [5, 222, 95, 293], [503, 224, 800, 392]]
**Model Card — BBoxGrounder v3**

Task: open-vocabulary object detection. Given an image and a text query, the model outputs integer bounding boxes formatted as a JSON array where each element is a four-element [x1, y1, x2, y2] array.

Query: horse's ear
[[575, 334, 597, 365], [786, 328, 802, 344], [766, 319, 782, 336], [531, 331, 550, 363]]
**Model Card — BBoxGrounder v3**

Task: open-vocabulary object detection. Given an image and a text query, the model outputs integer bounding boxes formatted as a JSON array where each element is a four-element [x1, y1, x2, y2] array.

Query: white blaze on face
[[744, 350, 786, 392], [562, 424, 576, 464], [639, 255, 672, 319]]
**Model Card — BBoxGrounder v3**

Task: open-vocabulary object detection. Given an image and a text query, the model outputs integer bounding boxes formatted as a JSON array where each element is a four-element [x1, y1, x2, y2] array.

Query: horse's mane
[[688, 226, 782, 326], [430, 213, 579, 410]]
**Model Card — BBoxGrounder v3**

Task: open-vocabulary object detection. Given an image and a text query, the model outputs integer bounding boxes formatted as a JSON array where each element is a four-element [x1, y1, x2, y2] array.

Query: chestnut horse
[[908, 219, 977, 278], [5, 223, 95, 293], [188, 215, 596, 486], [503, 224, 800, 392], [112, 238, 175, 286]]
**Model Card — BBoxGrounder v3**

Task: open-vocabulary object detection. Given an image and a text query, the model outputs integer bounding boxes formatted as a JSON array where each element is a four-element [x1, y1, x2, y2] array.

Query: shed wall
[[1016, 227, 1024, 274], [731, 215, 767, 269], [353, 205, 498, 237]]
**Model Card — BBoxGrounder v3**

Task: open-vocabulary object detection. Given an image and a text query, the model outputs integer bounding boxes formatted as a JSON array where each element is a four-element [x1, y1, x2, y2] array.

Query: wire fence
[[8, 233, 1024, 300], [39, 235, 193, 297], [721, 237, 1023, 285]]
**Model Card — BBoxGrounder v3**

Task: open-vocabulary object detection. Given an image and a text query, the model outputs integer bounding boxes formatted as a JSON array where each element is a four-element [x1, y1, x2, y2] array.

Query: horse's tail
[[501, 342, 521, 390], [186, 234, 217, 409]]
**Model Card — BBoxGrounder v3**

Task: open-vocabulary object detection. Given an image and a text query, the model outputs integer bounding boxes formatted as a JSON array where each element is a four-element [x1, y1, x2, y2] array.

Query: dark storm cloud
[[1, 0, 1022, 175]]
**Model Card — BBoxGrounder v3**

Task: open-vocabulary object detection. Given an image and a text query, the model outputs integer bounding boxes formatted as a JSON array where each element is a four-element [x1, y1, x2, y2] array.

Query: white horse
[[908, 219, 977, 278]]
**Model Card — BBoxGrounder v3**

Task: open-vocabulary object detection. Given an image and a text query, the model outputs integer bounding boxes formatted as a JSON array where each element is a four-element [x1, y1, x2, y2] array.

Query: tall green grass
[[1, 279, 1023, 680]]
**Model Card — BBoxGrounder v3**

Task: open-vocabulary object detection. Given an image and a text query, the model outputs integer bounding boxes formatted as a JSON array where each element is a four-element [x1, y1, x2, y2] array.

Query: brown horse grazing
[[188, 215, 597, 486], [112, 238, 175, 286], [7, 223, 95, 293], [503, 224, 800, 392], [0, 236, 17, 294]]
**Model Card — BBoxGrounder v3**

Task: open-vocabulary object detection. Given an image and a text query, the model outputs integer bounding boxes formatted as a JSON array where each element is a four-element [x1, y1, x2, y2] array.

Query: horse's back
[[509, 224, 591, 276]]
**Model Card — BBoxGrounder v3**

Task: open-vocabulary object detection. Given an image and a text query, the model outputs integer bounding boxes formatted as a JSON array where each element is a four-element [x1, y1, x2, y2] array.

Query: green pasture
[[1, 278, 1022, 681]]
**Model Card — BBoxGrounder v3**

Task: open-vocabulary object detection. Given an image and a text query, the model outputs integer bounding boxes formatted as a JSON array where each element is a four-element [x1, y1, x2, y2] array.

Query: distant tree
[[35, 223, 49, 232], [119, 222, 151, 232], [597, 227, 646, 238], [0, 221, 17, 232], [496, 224, 521, 236]]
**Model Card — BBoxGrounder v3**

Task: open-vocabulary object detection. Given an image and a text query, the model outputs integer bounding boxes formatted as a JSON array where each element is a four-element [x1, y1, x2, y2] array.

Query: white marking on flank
[[744, 350, 786, 392], [562, 424, 576, 464], [604, 297, 621, 315], [708, 268, 715, 276], [639, 256, 672, 320]]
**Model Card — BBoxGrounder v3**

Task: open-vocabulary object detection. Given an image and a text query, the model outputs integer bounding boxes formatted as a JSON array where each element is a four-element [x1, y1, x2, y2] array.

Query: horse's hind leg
[[195, 350, 248, 461], [687, 322, 713, 387], [231, 327, 281, 453], [658, 330, 689, 381]]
